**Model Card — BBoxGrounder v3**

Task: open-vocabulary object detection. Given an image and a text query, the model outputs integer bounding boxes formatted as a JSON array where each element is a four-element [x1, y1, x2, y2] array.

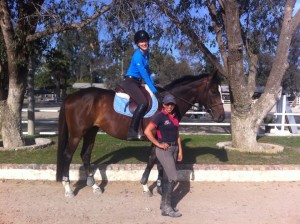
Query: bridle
[[203, 78, 224, 118], [161, 76, 223, 118]]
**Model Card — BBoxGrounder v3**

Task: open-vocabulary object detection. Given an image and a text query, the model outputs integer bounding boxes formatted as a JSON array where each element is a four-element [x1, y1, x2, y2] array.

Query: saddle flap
[[116, 85, 153, 114], [114, 85, 158, 118]]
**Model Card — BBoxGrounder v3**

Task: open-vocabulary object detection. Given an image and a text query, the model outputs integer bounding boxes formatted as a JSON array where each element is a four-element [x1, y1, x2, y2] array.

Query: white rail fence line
[[21, 104, 300, 136]]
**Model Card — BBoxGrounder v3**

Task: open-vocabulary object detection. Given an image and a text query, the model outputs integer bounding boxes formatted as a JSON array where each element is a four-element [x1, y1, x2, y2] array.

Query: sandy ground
[[1, 180, 300, 224], [12, 102, 300, 224]]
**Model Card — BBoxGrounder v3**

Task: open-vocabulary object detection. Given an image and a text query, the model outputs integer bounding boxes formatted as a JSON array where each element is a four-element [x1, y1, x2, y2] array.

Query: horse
[[56, 72, 225, 197]]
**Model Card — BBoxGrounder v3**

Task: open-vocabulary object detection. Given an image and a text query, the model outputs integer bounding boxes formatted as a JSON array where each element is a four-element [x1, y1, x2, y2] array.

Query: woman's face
[[163, 103, 175, 114], [137, 39, 149, 52]]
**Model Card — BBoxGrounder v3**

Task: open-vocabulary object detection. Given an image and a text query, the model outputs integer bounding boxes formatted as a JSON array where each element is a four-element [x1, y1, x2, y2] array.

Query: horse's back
[[65, 87, 113, 102], [62, 88, 115, 133]]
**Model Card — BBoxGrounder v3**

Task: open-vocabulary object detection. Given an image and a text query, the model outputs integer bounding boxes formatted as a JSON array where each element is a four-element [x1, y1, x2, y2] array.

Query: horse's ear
[[207, 69, 218, 80], [212, 69, 219, 78], [208, 69, 221, 85]]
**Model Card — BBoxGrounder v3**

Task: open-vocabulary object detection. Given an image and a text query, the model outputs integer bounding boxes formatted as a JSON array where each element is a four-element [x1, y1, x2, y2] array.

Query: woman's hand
[[157, 142, 169, 150], [177, 152, 183, 162]]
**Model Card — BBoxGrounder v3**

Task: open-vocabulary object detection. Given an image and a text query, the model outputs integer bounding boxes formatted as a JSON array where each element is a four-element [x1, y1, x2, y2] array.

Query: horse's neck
[[172, 89, 198, 120]]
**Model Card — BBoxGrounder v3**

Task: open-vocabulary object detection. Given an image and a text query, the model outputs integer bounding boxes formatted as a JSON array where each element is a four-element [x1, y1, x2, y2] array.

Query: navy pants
[[121, 78, 147, 106]]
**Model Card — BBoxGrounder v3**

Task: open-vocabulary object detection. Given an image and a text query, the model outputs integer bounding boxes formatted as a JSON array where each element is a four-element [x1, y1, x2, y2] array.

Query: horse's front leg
[[141, 144, 157, 196], [81, 129, 102, 195], [62, 176, 75, 198]]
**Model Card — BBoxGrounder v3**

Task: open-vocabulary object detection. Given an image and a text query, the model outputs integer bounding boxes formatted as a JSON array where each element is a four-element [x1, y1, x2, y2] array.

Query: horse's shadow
[[73, 138, 228, 203], [73, 146, 151, 195]]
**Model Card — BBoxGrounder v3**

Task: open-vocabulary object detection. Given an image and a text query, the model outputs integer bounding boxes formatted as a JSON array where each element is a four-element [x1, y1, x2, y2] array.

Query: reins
[[158, 76, 223, 112]]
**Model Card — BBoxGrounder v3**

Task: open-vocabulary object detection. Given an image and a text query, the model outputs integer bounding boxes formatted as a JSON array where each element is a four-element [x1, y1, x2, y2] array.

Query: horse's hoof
[[93, 187, 102, 195], [92, 183, 102, 195], [143, 190, 153, 197], [87, 176, 95, 187], [140, 176, 148, 185], [65, 191, 75, 198], [161, 210, 182, 218], [157, 186, 162, 195]]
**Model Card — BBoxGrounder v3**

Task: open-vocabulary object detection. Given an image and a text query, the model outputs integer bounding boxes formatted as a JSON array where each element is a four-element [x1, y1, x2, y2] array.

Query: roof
[[72, 83, 106, 89], [220, 85, 265, 93], [34, 89, 54, 95]]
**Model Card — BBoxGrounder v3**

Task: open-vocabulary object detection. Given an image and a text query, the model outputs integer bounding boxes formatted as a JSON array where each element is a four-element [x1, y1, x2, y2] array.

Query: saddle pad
[[113, 85, 158, 118]]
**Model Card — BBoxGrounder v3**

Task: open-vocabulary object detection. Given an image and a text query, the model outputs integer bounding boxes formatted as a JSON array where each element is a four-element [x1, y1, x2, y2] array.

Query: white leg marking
[[92, 183, 102, 195], [62, 181, 74, 198], [142, 184, 153, 197]]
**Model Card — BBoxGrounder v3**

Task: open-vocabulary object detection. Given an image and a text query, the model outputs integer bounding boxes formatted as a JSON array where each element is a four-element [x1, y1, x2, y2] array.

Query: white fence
[[22, 96, 300, 136]]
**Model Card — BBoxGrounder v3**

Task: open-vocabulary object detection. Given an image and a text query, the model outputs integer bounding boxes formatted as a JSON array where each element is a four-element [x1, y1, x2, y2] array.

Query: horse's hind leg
[[140, 144, 157, 196], [62, 136, 81, 198], [156, 161, 163, 195], [81, 127, 101, 195]]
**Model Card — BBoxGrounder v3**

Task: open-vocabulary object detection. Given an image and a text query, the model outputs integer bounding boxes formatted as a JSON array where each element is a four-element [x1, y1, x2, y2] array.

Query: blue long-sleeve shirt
[[125, 49, 157, 93]]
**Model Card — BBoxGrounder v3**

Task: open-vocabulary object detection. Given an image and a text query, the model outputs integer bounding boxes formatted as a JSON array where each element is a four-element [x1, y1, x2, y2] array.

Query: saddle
[[115, 85, 153, 115]]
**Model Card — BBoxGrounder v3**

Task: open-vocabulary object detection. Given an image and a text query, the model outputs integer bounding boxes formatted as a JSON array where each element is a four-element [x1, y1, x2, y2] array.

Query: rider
[[121, 30, 159, 141]]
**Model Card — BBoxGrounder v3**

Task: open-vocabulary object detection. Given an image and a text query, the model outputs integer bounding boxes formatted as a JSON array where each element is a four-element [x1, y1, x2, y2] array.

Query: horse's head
[[199, 72, 225, 122], [162, 72, 225, 122]]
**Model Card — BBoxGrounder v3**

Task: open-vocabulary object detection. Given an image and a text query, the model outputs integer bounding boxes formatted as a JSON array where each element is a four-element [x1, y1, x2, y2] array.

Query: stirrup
[[127, 129, 140, 141], [127, 130, 145, 141]]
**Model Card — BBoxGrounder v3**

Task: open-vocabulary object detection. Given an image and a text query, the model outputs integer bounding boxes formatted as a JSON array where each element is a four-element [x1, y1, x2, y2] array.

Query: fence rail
[[21, 100, 300, 135]]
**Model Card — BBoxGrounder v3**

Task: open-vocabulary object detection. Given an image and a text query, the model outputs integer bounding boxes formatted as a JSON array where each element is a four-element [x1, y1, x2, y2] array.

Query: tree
[[44, 49, 71, 99], [142, 0, 299, 152], [151, 50, 194, 85], [283, 29, 300, 93], [56, 26, 101, 82], [0, 0, 114, 149]]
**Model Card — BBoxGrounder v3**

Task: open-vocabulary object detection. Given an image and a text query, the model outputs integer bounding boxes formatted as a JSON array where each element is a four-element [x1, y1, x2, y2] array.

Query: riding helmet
[[134, 30, 150, 44]]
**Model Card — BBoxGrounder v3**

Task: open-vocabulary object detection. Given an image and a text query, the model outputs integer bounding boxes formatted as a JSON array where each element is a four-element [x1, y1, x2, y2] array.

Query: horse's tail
[[56, 102, 68, 182]]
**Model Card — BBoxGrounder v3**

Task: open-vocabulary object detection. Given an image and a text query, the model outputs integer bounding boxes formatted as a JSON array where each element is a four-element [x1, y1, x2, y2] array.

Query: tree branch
[[207, 0, 228, 72], [264, 0, 296, 95], [154, 0, 227, 77], [0, 0, 15, 53], [26, 1, 115, 42]]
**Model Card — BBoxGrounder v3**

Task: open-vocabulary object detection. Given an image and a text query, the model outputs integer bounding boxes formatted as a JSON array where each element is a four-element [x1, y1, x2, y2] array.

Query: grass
[[0, 134, 299, 165]]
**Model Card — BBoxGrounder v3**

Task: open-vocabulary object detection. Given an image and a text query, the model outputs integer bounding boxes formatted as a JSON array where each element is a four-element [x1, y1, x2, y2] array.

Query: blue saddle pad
[[113, 91, 158, 118]]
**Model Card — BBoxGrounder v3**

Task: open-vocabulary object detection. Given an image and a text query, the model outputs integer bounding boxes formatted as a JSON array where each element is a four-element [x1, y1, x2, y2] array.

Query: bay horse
[[56, 72, 225, 197]]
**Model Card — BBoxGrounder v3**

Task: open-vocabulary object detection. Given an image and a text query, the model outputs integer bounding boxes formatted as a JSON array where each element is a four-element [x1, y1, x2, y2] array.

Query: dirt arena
[[1, 180, 300, 224], [9, 102, 299, 224]]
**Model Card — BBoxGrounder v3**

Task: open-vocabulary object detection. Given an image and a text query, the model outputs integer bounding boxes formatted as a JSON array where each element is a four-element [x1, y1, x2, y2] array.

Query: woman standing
[[120, 30, 158, 141], [144, 94, 183, 218]]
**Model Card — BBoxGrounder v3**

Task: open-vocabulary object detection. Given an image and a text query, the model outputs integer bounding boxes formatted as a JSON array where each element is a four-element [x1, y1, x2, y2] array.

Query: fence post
[[281, 95, 287, 132]]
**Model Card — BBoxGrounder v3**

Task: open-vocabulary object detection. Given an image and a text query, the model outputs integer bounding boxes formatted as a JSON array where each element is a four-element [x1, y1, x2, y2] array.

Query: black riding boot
[[127, 104, 147, 141], [161, 180, 182, 217]]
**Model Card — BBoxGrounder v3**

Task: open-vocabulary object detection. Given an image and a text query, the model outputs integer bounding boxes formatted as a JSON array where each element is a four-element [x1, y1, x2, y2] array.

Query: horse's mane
[[163, 73, 209, 91]]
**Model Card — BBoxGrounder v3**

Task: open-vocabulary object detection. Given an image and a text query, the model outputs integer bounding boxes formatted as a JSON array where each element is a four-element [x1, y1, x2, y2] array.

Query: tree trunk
[[224, 0, 259, 151], [230, 108, 259, 152], [1, 87, 24, 149]]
